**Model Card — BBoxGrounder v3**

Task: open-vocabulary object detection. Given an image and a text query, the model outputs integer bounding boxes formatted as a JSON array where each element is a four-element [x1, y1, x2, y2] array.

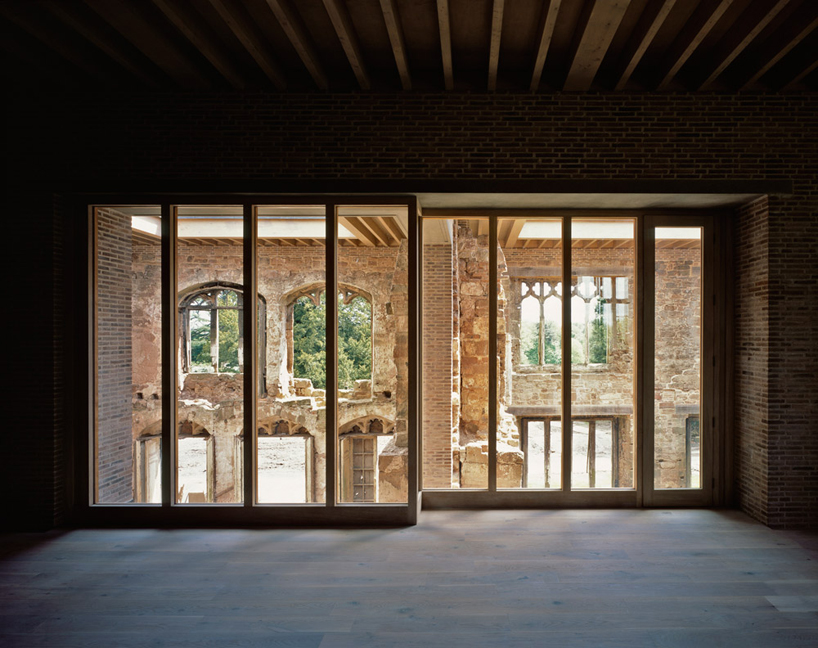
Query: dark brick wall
[[734, 197, 770, 525], [5, 91, 816, 528]]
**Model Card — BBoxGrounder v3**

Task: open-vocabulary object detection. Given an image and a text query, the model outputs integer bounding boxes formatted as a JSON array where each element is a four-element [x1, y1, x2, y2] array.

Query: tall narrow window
[[571, 219, 635, 490], [498, 218, 563, 490], [337, 205, 410, 503], [176, 205, 244, 504], [654, 227, 703, 489]]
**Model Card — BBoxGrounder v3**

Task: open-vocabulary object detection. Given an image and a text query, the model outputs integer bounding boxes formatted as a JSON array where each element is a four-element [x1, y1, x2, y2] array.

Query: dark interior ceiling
[[2, 0, 816, 92]]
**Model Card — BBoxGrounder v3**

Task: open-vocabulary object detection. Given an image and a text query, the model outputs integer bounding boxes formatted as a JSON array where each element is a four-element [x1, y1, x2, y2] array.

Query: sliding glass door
[[90, 197, 417, 524], [420, 213, 716, 506]]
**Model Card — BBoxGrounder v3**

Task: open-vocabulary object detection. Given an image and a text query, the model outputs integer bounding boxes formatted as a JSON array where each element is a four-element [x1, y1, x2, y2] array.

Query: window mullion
[[210, 308, 218, 373], [243, 204, 257, 507], [561, 217, 572, 493], [160, 203, 177, 507]]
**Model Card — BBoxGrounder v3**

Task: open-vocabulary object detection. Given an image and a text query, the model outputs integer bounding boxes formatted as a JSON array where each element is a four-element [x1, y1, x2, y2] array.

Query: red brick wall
[[5, 92, 817, 528], [422, 244, 455, 488]]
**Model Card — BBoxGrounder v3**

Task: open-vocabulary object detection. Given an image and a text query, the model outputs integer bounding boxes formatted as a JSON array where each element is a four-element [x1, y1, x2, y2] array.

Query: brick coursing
[[734, 197, 770, 525], [5, 92, 817, 528]]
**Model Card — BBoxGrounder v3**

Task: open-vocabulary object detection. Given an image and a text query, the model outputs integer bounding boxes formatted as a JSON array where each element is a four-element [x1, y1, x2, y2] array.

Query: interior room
[[2, 0, 816, 645]]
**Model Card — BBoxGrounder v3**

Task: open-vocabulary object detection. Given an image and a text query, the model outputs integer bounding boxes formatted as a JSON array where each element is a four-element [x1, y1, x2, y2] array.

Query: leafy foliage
[[293, 292, 372, 390]]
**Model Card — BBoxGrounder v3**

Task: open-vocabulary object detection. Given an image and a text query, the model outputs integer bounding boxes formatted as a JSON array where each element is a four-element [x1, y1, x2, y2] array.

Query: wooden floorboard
[[1, 509, 817, 647]]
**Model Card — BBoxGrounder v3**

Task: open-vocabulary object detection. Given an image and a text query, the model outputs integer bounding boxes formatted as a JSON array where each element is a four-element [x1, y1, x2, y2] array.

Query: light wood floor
[[1, 509, 817, 647]]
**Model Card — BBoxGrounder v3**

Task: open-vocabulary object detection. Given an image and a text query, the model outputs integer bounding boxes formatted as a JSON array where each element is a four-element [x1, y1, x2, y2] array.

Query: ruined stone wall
[[96, 209, 134, 503]]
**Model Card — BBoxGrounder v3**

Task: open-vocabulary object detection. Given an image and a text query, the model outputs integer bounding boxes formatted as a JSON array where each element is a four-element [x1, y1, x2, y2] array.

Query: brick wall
[[422, 244, 454, 488], [5, 91, 817, 528], [95, 209, 134, 503], [734, 197, 770, 524]]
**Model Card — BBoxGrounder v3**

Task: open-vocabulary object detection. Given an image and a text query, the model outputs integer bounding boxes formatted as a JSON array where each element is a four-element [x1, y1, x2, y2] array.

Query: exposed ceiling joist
[[205, 0, 286, 90], [379, 0, 412, 90], [530, 0, 562, 91], [322, 0, 370, 90], [656, 0, 734, 90], [738, 9, 818, 90], [613, 0, 677, 91], [151, 0, 245, 89], [504, 219, 526, 248], [436, 0, 454, 90], [488, 0, 505, 91], [1, 0, 814, 93], [696, 0, 792, 90], [565, 0, 631, 92], [46, 1, 162, 89], [338, 216, 377, 246], [1, 4, 109, 83], [264, 0, 328, 90], [84, 0, 213, 89], [783, 56, 818, 90]]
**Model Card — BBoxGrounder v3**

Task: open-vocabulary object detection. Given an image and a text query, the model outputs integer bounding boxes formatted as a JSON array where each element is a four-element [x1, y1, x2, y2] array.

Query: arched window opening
[[235, 420, 316, 503], [177, 421, 214, 503], [287, 284, 372, 391], [179, 283, 266, 383]]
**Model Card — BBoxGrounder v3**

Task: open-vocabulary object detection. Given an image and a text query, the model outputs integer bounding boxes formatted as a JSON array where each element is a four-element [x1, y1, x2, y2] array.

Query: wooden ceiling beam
[[322, 0, 370, 90], [488, 0, 505, 91], [46, 0, 162, 88], [613, 0, 677, 91], [782, 56, 818, 90], [382, 217, 406, 242], [436, 0, 454, 90], [205, 0, 286, 90], [375, 217, 399, 245], [737, 9, 818, 90], [379, 0, 412, 90], [263, 0, 328, 90], [564, 0, 632, 92], [530, 0, 562, 92], [365, 218, 394, 246], [505, 219, 526, 249], [1, 4, 111, 83], [84, 0, 213, 89], [151, 0, 246, 89], [338, 217, 377, 246], [696, 0, 792, 90], [655, 0, 734, 90]]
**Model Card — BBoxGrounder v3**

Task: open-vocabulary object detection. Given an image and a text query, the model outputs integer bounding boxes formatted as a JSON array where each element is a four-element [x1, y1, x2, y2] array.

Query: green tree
[[588, 298, 608, 364], [218, 307, 240, 372], [292, 292, 372, 390]]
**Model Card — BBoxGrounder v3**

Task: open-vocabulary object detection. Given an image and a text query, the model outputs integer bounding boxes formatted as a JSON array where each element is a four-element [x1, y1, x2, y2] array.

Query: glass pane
[[571, 219, 635, 489], [422, 218, 489, 490], [338, 205, 409, 502], [257, 205, 326, 504], [177, 205, 243, 503], [498, 218, 563, 489], [654, 226, 702, 489], [95, 205, 162, 504]]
